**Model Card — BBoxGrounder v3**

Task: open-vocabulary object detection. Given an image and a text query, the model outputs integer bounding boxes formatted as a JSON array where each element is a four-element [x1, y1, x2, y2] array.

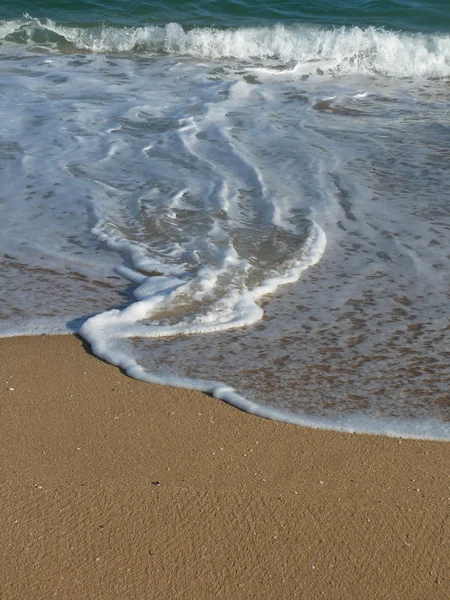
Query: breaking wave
[[2, 16, 450, 77]]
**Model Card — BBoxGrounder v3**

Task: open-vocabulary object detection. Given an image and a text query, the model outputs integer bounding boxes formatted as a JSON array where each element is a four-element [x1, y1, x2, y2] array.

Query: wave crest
[[2, 17, 450, 77]]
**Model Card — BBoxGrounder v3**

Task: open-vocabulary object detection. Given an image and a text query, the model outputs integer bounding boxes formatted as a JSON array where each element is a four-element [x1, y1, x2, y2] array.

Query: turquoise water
[[1, 1, 450, 438]]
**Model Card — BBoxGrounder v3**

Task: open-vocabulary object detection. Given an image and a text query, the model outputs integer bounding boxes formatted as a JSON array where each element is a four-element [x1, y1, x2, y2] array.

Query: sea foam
[[1, 17, 450, 77]]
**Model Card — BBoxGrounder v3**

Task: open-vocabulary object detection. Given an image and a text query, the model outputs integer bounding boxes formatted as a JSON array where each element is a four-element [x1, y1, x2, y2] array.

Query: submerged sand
[[1, 335, 449, 599]]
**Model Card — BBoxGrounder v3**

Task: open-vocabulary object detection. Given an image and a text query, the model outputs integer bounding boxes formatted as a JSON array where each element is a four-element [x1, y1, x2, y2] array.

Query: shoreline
[[4, 330, 448, 441], [1, 334, 449, 599]]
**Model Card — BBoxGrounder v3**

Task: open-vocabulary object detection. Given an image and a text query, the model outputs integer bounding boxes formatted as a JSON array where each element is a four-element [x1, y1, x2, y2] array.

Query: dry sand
[[1, 334, 449, 599]]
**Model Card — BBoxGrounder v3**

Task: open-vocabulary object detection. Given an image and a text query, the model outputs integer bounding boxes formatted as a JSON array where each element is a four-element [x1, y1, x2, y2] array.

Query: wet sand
[[1, 334, 449, 599]]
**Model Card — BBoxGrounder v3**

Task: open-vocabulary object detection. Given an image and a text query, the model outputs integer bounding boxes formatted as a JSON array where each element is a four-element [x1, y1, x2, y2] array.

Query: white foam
[[81, 306, 450, 442], [0, 18, 22, 40], [81, 218, 325, 336], [2, 18, 450, 77], [79, 220, 326, 407]]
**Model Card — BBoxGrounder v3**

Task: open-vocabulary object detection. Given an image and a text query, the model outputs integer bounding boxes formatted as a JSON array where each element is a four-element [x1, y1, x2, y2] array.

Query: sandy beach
[[1, 334, 449, 599]]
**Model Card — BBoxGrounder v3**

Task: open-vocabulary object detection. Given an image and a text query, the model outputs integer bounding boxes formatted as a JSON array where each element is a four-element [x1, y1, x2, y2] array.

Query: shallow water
[[1, 4, 450, 438]]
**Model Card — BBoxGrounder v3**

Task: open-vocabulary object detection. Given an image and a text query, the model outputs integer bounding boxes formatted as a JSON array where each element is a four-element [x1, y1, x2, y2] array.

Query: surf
[[2, 17, 450, 78]]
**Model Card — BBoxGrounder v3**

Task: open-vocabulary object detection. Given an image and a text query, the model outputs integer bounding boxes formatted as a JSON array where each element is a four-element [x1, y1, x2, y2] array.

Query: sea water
[[1, 1, 450, 439]]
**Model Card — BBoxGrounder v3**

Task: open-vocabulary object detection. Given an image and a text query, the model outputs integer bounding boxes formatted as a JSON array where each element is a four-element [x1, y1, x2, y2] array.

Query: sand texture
[[1, 335, 449, 599]]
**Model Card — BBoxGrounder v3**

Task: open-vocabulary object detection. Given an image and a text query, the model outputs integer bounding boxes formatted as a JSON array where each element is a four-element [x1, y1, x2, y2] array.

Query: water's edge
[[3, 329, 448, 441]]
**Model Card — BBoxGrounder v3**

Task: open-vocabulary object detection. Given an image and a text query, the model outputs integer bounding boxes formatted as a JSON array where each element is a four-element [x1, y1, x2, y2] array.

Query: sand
[[1, 334, 449, 599]]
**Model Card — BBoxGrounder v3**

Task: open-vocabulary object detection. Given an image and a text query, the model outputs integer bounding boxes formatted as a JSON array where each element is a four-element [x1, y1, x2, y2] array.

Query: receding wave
[[2, 16, 450, 77]]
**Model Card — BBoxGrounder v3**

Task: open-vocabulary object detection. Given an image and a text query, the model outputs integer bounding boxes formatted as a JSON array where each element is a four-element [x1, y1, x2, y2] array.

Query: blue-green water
[[2, 0, 450, 32], [1, 1, 450, 438]]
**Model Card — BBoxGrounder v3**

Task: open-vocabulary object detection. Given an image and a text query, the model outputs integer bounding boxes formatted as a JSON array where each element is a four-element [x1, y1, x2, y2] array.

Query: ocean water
[[1, 1, 450, 439]]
